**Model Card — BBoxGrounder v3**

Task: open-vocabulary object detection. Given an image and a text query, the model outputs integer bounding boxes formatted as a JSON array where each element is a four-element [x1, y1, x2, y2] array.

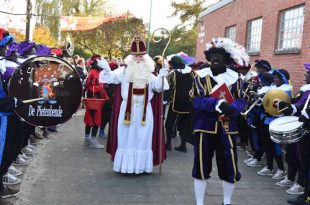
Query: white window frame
[[225, 26, 236, 41], [247, 18, 263, 53], [277, 5, 305, 51]]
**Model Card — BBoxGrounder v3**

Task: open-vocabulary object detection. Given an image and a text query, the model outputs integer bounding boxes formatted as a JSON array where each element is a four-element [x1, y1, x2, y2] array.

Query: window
[[225, 26, 236, 41], [278, 5, 305, 50], [247, 18, 263, 53]]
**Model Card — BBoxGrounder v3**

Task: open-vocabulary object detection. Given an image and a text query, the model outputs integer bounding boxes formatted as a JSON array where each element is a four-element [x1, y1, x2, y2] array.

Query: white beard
[[124, 54, 155, 88]]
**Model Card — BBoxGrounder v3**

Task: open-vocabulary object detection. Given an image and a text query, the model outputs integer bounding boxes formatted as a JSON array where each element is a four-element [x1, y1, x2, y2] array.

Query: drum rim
[[9, 55, 82, 127]]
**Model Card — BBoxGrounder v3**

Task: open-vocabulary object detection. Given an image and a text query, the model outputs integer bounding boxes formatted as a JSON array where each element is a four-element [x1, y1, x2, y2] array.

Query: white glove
[[158, 67, 169, 77], [215, 99, 226, 114], [97, 59, 111, 72], [256, 97, 263, 106]]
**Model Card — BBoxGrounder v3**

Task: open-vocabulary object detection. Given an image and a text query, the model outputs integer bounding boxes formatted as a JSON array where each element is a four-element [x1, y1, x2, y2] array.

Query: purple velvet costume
[[191, 69, 247, 183]]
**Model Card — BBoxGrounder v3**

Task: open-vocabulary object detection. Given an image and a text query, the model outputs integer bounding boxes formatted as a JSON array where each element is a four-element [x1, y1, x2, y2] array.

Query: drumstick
[[276, 119, 299, 126], [278, 106, 289, 113], [22, 94, 49, 104]]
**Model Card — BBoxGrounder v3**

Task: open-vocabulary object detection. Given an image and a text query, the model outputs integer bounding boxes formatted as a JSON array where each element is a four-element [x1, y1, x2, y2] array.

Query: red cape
[[106, 84, 166, 166]]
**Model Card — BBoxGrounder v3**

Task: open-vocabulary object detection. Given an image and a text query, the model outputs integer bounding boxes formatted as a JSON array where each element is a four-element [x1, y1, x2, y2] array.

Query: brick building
[[196, 0, 310, 90]]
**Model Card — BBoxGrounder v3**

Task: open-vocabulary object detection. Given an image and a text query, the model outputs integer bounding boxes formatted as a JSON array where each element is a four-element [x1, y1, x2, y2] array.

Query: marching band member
[[245, 72, 273, 168], [99, 34, 169, 174], [257, 69, 292, 180], [165, 55, 194, 152], [191, 37, 248, 205], [274, 64, 310, 204], [244, 59, 272, 167], [234, 64, 251, 152], [83, 54, 108, 149], [0, 34, 24, 203]]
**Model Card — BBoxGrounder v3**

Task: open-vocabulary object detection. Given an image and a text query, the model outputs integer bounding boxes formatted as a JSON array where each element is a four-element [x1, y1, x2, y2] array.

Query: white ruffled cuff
[[215, 99, 226, 113], [291, 105, 297, 115]]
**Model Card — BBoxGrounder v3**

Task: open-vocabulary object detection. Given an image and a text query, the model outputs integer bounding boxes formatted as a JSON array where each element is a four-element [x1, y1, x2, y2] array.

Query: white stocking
[[223, 181, 235, 205], [194, 179, 207, 205]]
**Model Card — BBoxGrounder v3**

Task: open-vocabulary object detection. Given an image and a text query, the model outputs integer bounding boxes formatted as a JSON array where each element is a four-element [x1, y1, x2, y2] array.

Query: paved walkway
[[12, 109, 289, 205]]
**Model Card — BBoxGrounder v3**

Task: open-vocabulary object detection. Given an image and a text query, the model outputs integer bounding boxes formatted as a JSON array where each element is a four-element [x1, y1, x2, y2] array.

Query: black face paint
[[210, 53, 226, 76], [273, 75, 283, 87], [304, 71, 310, 84]]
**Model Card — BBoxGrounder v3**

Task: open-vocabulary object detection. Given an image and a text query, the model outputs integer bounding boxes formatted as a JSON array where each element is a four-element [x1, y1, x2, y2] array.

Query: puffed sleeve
[[150, 75, 169, 93], [99, 66, 125, 85]]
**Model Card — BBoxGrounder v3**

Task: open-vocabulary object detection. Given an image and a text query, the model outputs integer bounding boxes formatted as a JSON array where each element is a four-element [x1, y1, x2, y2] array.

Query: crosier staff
[[151, 28, 171, 175]]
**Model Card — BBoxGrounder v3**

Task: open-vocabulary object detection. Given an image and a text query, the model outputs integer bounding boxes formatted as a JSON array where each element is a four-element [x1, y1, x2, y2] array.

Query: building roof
[[199, 0, 235, 19]]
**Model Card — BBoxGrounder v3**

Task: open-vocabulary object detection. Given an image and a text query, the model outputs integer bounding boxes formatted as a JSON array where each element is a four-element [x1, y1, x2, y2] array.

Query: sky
[[106, 0, 220, 31], [0, 0, 219, 38], [106, 0, 182, 31]]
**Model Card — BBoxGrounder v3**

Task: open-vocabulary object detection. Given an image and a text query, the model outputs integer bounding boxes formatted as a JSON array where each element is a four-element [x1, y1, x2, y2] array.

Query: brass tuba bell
[[263, 89, 291, 116], [64, 35, 74, 57]]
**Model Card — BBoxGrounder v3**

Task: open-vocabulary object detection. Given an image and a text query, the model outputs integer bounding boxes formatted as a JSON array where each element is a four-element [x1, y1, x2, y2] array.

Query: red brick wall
[[196, 0, 310, 92]]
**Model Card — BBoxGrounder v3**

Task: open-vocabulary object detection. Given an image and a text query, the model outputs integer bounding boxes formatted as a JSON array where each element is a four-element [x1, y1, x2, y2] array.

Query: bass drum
[[269, 116, 304, 144], [8, 56, 82, 127]]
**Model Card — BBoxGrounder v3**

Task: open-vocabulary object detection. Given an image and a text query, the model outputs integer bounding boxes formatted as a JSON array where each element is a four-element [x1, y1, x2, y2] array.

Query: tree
[[68, 17, 146, 59], [170, 0, 207, 28], [35, 0, 107, 39], [7, 28, 25, 42], [33, 26, 57, 47], [149, 0, 215, 58], [149, 26, 197, 57]]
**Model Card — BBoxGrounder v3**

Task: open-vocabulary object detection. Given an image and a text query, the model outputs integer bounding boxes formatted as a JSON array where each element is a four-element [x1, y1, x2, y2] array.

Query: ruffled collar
[[270, 83, 292, 92], [0, 58, 5, 74], [195, 67, 238, 87], [257, 86, 271, 95], [300, 84, 310, 92], [175, 66, 192, 74], [5, 60, 18, 68]]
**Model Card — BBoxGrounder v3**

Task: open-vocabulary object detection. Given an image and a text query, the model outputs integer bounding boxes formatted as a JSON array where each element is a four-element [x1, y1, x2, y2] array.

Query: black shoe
[[47, 127, 58, 133], [287, 194, 305, 205], [222, 203, 231, 205], [0, 187, 20, 199], [166, 144, 172, 151], [174, 146, 187, 153]]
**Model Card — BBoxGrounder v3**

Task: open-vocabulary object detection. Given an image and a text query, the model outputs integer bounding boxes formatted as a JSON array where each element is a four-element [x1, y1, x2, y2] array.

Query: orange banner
[[60, 14, 134, 31]]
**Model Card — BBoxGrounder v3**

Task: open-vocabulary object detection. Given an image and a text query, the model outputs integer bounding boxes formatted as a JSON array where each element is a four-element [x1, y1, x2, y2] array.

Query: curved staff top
[[8, 56, 82, 127]]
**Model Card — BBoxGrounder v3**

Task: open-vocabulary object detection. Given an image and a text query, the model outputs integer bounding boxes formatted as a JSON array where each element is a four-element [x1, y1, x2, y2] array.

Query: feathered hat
[[18, 41, 36, 56], [36, 44, 51, 56], [304, 63, 310, 72], [204, 37, 250, 66], [50, 48, 63, 57], [5, 42, 18, 57], [272, 69, 289, 84], [254, 59, 272, 71], [0, 32, 14, 47]]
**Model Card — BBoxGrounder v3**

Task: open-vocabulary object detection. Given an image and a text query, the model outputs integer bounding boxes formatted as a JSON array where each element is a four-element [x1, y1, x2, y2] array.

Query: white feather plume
[[205, 37, 250, 66]]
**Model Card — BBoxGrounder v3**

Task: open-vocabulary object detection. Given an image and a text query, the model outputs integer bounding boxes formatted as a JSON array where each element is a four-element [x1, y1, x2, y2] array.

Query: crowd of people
[[0, 26, 309, 205], [0, 29, 69, 204], [80, 35, 310, 205]]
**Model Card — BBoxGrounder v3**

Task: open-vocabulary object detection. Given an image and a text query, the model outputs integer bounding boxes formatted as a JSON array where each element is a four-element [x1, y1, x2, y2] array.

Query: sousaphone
[[263, 89, 291, 116], [64, 35, 74, 57]]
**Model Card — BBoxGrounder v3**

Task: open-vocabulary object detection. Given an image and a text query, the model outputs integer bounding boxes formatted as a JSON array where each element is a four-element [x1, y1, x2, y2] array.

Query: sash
[[124, 82, 149, 125]]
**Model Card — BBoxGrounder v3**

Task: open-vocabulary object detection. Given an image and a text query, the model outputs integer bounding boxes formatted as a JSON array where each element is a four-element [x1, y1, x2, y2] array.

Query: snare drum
[[269, 116, 304, 144]]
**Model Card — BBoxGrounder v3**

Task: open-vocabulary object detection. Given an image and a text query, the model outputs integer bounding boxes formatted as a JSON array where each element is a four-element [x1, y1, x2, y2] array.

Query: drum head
[[8, 56, 82, 127], [269, 116, 302, 132]]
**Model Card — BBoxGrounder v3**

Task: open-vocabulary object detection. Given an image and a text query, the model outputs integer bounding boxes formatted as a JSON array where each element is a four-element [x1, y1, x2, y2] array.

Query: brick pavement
[[13, 109, 289, 205]]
